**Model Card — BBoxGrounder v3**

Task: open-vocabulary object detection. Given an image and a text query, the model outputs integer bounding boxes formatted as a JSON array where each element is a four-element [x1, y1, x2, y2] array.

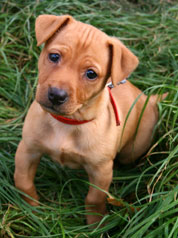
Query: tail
[[150, 92, 168, 104]]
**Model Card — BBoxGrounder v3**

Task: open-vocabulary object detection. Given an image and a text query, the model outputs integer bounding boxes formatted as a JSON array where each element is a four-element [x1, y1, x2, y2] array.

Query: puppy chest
[[40, 130, 86, 168], [40, 123, 115, 168], [46, 138, 113, 169], [57, 149, 85, 169]]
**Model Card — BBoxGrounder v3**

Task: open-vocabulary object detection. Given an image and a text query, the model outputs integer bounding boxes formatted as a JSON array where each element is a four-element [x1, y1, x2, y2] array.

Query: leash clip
[[107, 79, 127, 89]]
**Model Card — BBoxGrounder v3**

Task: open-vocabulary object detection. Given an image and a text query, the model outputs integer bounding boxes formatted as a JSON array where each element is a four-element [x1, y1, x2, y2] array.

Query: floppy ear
[[108, 38, 139, 86], [35, 14, 73, 46]]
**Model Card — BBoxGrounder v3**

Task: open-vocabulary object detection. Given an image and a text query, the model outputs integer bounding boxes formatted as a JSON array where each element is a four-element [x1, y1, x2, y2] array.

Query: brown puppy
[[14, 15, 161, 225]]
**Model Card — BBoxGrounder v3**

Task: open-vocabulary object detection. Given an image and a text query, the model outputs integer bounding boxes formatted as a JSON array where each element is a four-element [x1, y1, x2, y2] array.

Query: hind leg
[[118, 104, 158, 164], [118, 137, 152, 164]]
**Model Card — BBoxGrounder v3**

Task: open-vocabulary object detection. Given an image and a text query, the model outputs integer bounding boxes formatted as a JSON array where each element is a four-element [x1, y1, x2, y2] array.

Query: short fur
[[14, 15, 163, 225]]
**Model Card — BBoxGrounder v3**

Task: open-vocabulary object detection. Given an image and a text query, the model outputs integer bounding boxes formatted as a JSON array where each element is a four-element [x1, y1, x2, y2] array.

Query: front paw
[[86, 213, 104, 226], [23, 194, 39, 206]]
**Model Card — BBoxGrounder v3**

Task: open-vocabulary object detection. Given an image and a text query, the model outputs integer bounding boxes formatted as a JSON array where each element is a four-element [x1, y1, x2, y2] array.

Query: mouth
[[38, 102, 83, 117], [40, 104, 59, 114]]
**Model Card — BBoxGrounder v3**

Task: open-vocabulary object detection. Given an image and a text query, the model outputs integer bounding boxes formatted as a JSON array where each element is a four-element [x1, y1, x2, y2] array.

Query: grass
[[0, 0, 178, 237]]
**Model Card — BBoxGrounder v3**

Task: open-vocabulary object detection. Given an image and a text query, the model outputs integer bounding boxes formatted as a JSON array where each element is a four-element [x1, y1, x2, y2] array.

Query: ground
[[0, 0, 178, 237]]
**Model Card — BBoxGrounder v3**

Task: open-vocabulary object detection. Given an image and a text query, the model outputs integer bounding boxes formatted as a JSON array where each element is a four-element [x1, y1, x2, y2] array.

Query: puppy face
[[36, 21, 111, 116], [35, 15, 139, 116]]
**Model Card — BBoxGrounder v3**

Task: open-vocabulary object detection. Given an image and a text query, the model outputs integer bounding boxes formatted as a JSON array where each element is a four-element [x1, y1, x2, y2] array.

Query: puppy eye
[[85, 69, 97, 80], [48, 53, 61, 63]]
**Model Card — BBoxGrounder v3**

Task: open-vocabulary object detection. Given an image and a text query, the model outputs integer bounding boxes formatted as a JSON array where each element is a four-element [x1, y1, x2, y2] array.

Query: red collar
[[50, 113, 93, 125], [50, 87, 120, 126], [108, 87, 120, 126]]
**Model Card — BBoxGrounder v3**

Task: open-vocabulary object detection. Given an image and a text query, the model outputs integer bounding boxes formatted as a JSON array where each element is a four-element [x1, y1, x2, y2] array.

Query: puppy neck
[[73, 87, 110, 122]]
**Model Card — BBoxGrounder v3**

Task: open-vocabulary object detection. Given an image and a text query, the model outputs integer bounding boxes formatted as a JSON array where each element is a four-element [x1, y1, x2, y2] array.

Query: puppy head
[[35, 15, 139, 116]]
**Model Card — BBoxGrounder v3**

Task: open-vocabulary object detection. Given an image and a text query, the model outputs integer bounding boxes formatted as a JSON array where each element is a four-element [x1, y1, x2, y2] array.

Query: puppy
[[14, 15, 162, 225]]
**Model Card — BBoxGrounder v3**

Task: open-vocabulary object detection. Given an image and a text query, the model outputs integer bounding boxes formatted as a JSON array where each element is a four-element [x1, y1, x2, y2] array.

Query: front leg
[[14, 140, 42, 206], [84, 160, 113, 225]]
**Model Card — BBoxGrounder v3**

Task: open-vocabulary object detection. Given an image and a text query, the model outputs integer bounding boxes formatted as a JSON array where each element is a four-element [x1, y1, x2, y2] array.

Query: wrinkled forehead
[[46, 20, 109, 53]]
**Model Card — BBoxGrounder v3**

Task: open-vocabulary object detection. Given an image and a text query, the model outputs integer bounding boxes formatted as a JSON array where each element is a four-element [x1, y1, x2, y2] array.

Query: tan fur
[[14, 15, 162, 226]]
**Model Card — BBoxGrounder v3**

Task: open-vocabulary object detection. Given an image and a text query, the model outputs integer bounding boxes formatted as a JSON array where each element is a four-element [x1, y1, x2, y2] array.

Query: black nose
[[48, 87, 68, 105]]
